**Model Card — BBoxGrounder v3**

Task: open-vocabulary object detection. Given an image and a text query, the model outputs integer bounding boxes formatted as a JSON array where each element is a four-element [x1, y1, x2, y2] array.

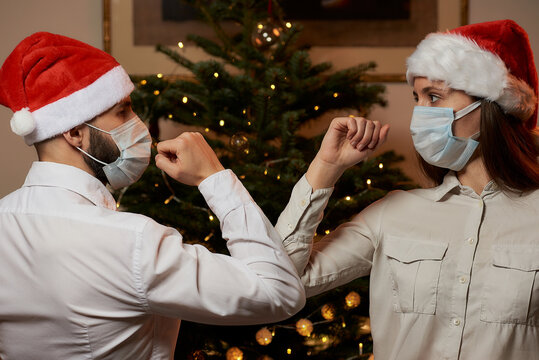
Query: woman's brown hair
[[418, 99, 539, 192]]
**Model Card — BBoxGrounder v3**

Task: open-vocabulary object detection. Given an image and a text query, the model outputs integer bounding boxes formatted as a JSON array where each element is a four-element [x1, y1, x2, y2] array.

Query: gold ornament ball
[[230, 133, 250, 152], [255, 327, 273, 346], [226, 347, 243, 360], [296, 318, 314, 337], [321, 303, 336, 320], [345, 291, 361, 309]]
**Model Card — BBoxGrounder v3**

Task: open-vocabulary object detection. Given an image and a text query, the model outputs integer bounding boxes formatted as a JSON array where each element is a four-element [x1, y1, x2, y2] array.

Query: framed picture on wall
[[103, 0, 468, 82]]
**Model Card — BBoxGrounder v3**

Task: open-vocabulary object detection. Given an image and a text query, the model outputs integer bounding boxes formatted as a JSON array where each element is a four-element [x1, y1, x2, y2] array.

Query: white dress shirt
[[0, 161, 305, 360], [276, 172, 539, 360]]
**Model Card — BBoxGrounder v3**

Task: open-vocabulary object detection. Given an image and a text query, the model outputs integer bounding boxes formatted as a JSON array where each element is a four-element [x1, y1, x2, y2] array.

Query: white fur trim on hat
[[23, 65, 135, 145], [406, 33, 536, 121], [10, 107, 35, 136]]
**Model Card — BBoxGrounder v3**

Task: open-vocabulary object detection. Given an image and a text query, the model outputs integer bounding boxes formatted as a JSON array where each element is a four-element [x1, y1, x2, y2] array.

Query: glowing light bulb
[[178, 41, 184, 48], [213, 72, 219, 78], [270, 84, 276, 90], [153, 90, 160, 96], [182, 96, 188, 103], [157, 73, 163, 78], [219, 120, 225, 126], [164, 195, 173, 204], [366, 179, 372, 185], [168, 114, 173, 119], [333, 92, 339, 98], [204, 128, 210, 132], [140, 80, 147, 85], [345, 196, 351, 201], [325, 230, 330, 235], [209, 215, 214, 221], [379, 163, 384, 169], [285, 22, 292, 28]]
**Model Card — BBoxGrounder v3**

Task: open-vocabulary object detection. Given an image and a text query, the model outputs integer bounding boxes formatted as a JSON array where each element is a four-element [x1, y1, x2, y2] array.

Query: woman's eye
[[429, 94, 441, 103]]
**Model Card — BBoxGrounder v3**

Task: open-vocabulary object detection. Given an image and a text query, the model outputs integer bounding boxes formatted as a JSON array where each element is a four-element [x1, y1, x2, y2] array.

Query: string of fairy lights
[[218, 290, 371, 360]]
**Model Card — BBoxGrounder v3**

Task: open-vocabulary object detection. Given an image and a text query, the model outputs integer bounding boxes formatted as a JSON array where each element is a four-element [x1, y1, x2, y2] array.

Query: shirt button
[[459, 276, 468, 284], [466, 237, 475, 245], [287, 224, 293, 230], [452, 318, 461, 326]]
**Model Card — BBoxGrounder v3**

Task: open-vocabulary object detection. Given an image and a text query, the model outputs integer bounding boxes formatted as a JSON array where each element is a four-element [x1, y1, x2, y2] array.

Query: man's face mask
[[410, 101, 481, 171], [77, 116, 151, 189]]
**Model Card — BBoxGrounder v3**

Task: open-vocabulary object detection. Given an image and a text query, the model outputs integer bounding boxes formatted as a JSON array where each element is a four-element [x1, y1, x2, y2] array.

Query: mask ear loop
[[86, 122, 113, 135], [75, 123, 112, 166], [77, 147, 109, 166], [454, 100, 482, 120]]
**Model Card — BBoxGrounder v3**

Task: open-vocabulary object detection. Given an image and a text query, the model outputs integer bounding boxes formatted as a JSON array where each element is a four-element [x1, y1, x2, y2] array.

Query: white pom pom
[[10, 107, 35, 136]]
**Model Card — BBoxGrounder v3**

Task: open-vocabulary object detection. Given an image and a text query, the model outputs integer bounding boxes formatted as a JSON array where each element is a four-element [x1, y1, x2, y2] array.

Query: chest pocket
[[384, 236, 448, 315], [480, 245, 539, 326]]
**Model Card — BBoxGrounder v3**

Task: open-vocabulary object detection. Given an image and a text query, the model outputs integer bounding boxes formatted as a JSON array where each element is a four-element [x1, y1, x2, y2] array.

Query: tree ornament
[[255, 327, 273, 345], [295, 318, 314, 337], [345, 291, 361, 309], [321, 303, 336, 320], [230, 132, 250, 153], [226, 347, 244, 360], [251, 19, 283, 49]]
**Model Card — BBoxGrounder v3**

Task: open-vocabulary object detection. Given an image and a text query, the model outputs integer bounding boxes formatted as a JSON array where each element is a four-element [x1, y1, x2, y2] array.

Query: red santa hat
[[0, 32, 134, 145], [406, 19, 538, 129]]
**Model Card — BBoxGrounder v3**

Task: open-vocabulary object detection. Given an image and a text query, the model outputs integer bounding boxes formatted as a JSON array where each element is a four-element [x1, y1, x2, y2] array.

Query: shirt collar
[[432, 171, 500, 201], [23, 161, 117, 210]]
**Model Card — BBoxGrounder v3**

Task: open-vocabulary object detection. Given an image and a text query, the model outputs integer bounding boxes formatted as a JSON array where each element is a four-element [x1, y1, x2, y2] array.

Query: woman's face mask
[[77, 116, 152, 189], [410, 101, 481, 171]]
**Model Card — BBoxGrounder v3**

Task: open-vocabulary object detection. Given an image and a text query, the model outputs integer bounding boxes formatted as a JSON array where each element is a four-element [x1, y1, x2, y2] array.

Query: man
[[0, 32, 305, 359]]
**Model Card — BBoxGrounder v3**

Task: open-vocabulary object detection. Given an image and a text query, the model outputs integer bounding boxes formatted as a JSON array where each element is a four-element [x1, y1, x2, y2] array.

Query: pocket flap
[[492, 245, 539, 272], [384, 236, 448, 264]]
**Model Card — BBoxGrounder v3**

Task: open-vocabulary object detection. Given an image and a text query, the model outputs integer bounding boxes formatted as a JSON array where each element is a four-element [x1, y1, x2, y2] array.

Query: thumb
[[155, 153, 180, 177], [380, 124, 390, 145]]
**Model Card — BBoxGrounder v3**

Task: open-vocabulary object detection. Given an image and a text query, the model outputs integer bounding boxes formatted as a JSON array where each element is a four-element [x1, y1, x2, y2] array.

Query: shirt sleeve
[[136, 170, 306, 325], [275, 174, 379, 297]]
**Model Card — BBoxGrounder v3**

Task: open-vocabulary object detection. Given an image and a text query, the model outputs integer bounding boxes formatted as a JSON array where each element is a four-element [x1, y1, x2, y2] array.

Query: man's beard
[[82, 126, 120, 184]]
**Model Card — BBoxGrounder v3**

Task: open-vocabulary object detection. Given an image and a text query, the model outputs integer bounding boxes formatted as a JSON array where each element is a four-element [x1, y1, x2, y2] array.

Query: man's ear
[[63, 124, 86, 148]]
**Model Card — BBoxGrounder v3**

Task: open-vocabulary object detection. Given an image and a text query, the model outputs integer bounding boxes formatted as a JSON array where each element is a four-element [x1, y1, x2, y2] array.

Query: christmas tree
[[119, 1, 414, 359]]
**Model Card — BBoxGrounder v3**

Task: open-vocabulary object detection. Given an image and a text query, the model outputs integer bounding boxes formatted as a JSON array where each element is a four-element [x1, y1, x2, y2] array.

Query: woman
[[276, 19, 539, 359]]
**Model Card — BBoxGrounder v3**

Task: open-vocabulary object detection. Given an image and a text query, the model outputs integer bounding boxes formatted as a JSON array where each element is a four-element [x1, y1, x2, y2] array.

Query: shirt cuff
[[198, 169, 253, 221], [275, 174, 333, 239]]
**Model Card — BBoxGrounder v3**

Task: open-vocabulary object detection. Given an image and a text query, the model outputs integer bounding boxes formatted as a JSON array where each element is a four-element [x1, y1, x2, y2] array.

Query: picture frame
[[103, 0, 468, 82]]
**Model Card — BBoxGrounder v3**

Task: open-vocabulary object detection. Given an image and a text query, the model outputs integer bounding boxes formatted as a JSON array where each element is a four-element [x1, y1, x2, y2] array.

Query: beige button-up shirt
[[0, 162, 305, 359], [276, 172, 539, 360]]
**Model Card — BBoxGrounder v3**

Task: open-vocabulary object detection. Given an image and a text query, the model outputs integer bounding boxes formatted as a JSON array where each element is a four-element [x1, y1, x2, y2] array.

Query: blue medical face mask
[[77, 116, 152, 189], [410, 101, 481, 171]]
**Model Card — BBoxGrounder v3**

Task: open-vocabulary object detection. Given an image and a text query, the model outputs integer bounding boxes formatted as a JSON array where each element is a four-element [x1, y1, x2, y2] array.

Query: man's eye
[[429, 94, 441, 103]]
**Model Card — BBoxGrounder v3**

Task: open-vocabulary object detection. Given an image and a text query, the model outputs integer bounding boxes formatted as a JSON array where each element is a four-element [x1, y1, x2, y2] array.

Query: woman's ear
[[62, 124, 86, 148]]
